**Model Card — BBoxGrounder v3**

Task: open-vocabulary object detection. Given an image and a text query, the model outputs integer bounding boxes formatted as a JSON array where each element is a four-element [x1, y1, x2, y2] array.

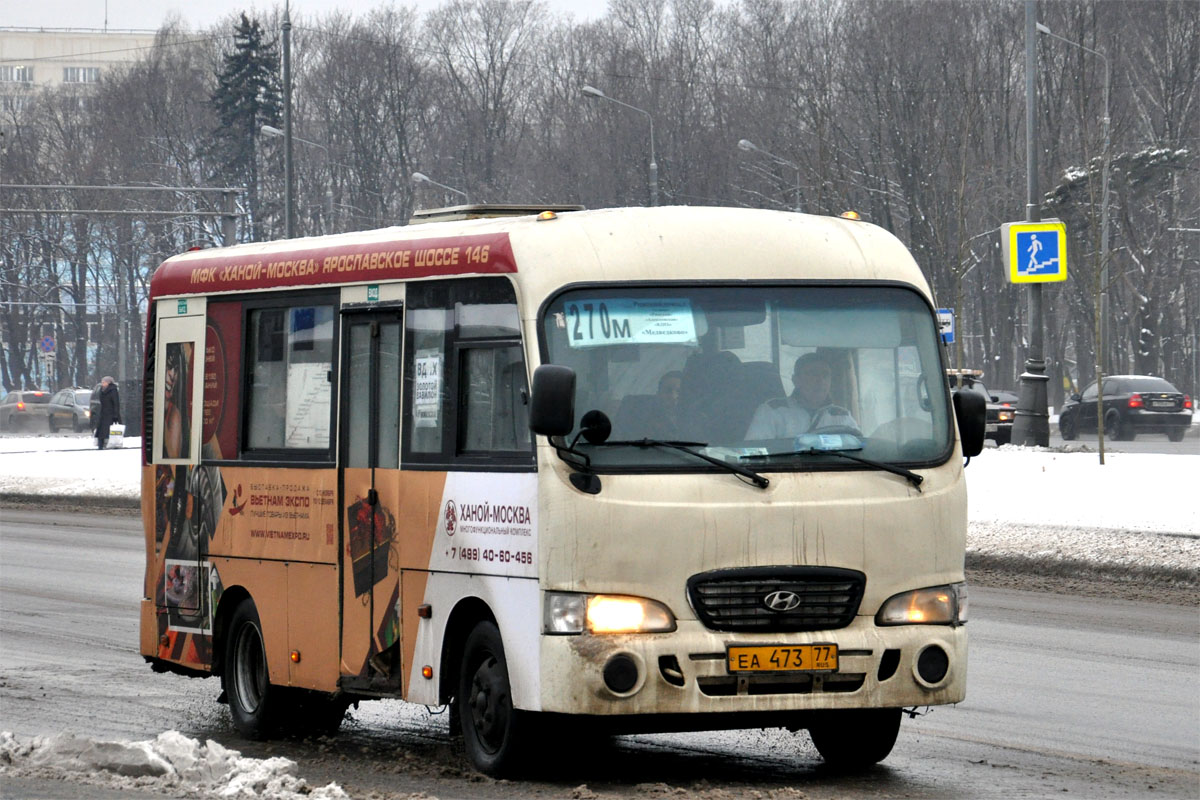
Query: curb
[[0, 493, 140, 512], [965, 550, 1199, 590]]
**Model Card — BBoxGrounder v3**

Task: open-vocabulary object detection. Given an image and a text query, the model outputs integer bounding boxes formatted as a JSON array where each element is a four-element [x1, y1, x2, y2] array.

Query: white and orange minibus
[[140, 205, 985, 775]]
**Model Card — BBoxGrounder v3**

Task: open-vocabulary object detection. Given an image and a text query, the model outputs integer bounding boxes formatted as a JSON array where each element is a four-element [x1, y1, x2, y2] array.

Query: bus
[[139, 205, 985, 775]]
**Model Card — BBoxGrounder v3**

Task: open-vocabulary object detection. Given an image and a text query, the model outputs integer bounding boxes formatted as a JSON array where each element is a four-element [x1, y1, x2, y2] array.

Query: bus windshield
[[541, 285, 952, 470]]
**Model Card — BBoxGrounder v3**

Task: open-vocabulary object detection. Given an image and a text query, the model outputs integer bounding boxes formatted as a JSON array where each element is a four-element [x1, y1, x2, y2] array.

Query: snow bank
[[967, 446, 1197, 534], [0, 730, 347, 799], [0, 436, 142, 499]]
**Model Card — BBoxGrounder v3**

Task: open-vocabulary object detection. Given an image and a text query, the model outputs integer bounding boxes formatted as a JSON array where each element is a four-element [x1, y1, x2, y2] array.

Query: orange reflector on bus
[[537, 210, 558, 221], [290, 650, 301, 663], [422, 666, 433, 679], [417, 604, 432, 619], [839, 210, 861, 220]]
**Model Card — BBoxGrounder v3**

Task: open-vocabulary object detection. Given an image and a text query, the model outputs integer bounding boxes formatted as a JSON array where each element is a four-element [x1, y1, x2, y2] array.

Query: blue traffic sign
[[937, 308, 955, 344], [41, 336, 55, 352], [1001, 220, 1068, 283]]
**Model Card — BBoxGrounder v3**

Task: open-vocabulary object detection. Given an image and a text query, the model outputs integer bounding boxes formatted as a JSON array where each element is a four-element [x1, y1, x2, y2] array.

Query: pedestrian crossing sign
[[1002, 220, 1068, 283]]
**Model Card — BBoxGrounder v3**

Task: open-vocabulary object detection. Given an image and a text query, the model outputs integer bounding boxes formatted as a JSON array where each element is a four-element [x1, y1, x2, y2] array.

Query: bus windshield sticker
[[565, 298, 697, 348], [414, 350, 443, 428]]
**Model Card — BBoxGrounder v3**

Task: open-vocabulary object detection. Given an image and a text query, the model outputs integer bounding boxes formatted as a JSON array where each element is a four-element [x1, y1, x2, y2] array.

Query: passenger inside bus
[[612, 370, 684, 440], [744, 352, 860, 440]]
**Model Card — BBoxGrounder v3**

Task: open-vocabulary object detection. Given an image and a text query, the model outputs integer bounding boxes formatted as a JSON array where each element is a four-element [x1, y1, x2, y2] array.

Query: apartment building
[[0, 27, 157, 112]]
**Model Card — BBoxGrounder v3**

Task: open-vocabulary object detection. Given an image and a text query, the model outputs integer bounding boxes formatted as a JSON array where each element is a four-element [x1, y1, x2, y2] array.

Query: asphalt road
[[1, 509, 1197, 799], [1044, 428, 1199, 455]]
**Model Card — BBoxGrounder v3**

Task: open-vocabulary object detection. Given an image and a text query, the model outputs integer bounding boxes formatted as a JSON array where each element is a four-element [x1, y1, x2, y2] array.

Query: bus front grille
[[687, 566, 865, 632]]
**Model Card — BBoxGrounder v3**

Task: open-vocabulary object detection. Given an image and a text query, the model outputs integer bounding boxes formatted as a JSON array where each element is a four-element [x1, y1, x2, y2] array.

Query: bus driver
[[744, 352, 858, 440]]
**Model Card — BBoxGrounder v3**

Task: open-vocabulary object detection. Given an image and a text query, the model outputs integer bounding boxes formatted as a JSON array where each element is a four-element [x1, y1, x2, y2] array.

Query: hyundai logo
[[763, 590, 802, 612]]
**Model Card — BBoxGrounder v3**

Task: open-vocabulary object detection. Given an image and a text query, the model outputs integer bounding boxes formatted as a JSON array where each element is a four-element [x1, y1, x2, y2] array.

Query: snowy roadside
[[0, 434, 1196, 574], [0, 730, 348, 800]]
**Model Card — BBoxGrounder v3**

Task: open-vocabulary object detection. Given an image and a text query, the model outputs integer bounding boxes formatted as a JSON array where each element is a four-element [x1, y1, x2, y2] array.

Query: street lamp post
[[262, 125, 335, 234], [1036, 21, 1112, 456], [581, 85, 658, 207], [282, 1, 294, 238], [411, 172, 470, 204], [737, 138, 802, 212], [1011, 0, 1051, 448]]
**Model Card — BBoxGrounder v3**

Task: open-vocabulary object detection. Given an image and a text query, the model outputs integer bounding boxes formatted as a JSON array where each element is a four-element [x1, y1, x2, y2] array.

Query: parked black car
[[47, 387, 93, 432], [0, 390, 51, 431], [1059, 375, 1193, 442]]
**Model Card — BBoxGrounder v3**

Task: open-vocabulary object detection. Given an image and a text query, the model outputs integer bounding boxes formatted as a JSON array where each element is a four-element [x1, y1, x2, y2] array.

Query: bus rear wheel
[[808, 708, 902, 769], [457, 621, 528, 777], [224, 599, 284, 739]]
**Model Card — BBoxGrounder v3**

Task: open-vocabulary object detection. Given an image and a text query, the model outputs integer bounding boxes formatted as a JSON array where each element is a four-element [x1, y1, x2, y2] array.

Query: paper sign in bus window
[[414, 350, 443, 428], [285, 361, 331, 448], [565, 298, 697, 348]]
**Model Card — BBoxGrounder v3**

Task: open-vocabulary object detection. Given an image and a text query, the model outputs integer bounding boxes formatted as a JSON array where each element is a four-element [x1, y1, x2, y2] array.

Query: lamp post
[[262, 124, 335, 234], [411, 172, 470, 204], [581, 84, 658, 207], [281, 0, 293, 238], [737, 138, 802, 213], [1011, 0, 1051, 448], [1036, 21, 1112, 456]]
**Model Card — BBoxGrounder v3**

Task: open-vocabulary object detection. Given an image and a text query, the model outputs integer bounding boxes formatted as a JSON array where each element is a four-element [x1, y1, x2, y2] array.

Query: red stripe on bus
[[150, 232, 515, 297]]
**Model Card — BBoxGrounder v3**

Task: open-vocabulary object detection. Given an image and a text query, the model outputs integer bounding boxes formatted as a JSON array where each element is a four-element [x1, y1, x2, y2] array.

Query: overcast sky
[[5, 0, 603, 31]]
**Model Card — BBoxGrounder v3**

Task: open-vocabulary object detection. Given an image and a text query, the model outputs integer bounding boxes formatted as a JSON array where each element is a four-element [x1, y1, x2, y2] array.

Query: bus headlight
[[876, 583, 967, 626], [544, 592, 676, 634]]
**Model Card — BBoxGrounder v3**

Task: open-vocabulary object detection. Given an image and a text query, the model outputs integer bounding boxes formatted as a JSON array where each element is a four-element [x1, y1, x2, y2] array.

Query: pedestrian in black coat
[[95, 376, 122, 450]]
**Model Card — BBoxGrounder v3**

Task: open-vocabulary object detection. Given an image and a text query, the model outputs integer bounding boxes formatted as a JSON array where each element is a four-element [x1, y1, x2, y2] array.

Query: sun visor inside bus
[[695, 299, 767, 329], [779, 308, 902, 348]]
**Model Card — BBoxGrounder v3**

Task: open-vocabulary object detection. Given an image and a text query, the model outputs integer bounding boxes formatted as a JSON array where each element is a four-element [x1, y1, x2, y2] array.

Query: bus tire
[[224, 599, 284, 739], [808, 708, 901, 769], [457, 621, 527, 777]]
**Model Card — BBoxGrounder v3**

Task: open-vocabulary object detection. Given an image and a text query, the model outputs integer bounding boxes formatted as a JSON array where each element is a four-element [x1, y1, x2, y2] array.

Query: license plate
[[985, 423, 998, 433], [1150, 400, 1174, 409], [727, 644, 838, 673]]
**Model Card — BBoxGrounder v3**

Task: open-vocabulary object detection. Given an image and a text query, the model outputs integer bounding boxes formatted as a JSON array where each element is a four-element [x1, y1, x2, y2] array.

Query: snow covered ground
[[0, 731, 348, 799]]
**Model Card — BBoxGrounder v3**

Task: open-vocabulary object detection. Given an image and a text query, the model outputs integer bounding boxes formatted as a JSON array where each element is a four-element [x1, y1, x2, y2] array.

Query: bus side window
[[403, 277, 531, 469], [459, 344, 531, 454], [244, 298, 336, 455]]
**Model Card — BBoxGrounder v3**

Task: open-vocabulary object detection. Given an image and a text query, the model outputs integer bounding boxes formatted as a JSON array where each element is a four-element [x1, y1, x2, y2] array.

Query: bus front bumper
[[536, 618, 966, 720]]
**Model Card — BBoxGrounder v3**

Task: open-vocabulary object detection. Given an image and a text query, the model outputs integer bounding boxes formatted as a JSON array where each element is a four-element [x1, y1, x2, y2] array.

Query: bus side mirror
[[953, 389, 986, 457], [529, 364, 576, 437]]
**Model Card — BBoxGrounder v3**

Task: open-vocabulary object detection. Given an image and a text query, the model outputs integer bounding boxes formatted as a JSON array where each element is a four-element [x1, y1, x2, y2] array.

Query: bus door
[[339, 305, 404, 688], [152, 301, 211, 642]]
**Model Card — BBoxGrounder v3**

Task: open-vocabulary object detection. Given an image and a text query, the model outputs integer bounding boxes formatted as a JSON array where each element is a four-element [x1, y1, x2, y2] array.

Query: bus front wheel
[[457, 621, 528, 776], [808, 708, 902, 769], [224, 599, 283, 739]]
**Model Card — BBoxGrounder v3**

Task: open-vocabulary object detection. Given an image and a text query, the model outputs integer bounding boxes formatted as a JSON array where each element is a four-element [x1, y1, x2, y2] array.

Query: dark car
[[947, 370, 1014, 445], [0, 390, 51, 431], [47, 387, 93, 432], [1059, 375, 1193, 442], [988, 389, 1019, 445]]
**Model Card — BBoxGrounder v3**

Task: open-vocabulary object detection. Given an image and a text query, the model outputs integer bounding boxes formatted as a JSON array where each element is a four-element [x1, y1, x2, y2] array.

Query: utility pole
[[1011, 0, 1051, 447], [282, 0, 295, 239]]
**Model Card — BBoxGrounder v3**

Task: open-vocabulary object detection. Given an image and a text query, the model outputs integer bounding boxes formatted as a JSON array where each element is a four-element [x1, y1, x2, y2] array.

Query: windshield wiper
[[602, 438, 770, 489], [741, 448, 923, 491]]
